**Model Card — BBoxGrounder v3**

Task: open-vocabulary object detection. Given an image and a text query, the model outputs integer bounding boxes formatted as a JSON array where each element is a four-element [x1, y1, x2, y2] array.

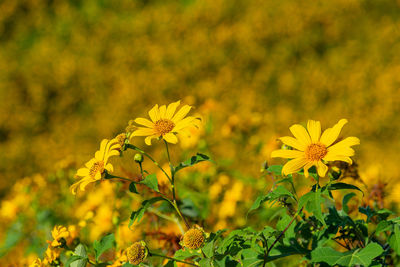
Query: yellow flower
[[29, 258, 45, 267], [70, 139, 120, 195], [271, 119, 360, 177], [43, 246, 61, 264], [131, 100, 200, 145], [107, 249, 128, 267], [49, 225, 70, 247]]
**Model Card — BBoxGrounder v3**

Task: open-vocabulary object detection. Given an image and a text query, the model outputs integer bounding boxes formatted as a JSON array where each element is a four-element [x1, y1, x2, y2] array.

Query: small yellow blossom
[[131, 100, 201, 145], [70, 139, 121, 194], [49, 225, 70, 247], [271, 119, 360, 177], [43, 246, 61, 265], [29, 258, 45, 267]]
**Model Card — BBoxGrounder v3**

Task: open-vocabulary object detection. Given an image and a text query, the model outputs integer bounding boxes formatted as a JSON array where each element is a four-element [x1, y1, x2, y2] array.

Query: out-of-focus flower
[[131, 101, 201, 145], [43, 246, 61, 265], [29, 258, 44, 267], [70, 139, 120, 194], [126, 241, 148, 265], [272, 119, 360, 177], [107, 249, 128, 267], [48, 225, 70, 247]]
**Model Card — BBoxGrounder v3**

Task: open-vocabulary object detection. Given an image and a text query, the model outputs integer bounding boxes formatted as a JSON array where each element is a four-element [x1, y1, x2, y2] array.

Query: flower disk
[[183, 228, 205, 250], [126, 241, 147, 265]]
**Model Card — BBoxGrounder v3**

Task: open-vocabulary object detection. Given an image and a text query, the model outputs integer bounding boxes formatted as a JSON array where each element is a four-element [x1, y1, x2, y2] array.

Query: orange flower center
[[89, 161, 105, 179], [305, 143, 327, 161], [154, 119, 175, 136]]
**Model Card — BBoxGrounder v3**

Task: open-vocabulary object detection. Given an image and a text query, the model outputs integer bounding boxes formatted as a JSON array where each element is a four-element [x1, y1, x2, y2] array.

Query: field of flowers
[[1, 0, 400, 266]]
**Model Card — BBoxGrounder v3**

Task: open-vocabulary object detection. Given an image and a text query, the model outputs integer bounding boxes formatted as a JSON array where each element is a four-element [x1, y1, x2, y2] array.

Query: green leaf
[[199, 258, 212, 267], [163, 260, 177, 267], [65, 255, 85, 267], [342, 192, 356, 214], [71, 244, 88, 267], [129, 197, 166, 226], [375, 220, 391, 235], [175, 153, 211, 172], [389, 225, 400, 255], [267, 165, 283, 175], [240, 249, 264, 267], [247, 195, 268, 215], [299, 190, 325, 225], [328, 182, 364, 195], [93, 233, 115, 261], [141, 174, 159, 192], [174, 249, 202, 260], [311, 243, 383, 266], [129, 182, 138, 194]]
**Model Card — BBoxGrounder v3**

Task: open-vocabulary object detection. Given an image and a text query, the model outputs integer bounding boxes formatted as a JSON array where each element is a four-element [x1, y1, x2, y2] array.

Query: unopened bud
[[134, 153, 144, 163]]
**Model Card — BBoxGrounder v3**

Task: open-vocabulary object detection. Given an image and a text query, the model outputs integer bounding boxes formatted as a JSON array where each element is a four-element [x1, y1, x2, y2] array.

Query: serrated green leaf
[[240, 249, 263, 267], [375, 220, 391, 234], [247, 195, 268, 215], [141, 174, 159, 192], [65, 255, 85, 267], [93, 233, 115, 261]]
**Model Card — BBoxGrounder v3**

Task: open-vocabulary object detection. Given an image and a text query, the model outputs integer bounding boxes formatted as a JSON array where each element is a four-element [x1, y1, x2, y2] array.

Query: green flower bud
[[134, 153, 144, 163]]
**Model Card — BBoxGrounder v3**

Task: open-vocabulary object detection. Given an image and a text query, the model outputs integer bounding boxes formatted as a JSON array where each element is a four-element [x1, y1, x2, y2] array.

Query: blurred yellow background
[[0, 0, 400, 264]]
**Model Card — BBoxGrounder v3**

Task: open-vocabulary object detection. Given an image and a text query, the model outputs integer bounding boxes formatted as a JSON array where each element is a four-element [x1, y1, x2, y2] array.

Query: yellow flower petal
[[307, 120, 321, 143], [172, 105, 192, 123], [316, 161, 328, 177], [289, 124, 311, 146], [166, 100, 181, 119], [323, 155, 353, 164], [173, 117, 199, 132], [279, 136, 306, 151], [303, 162, 315, 178], [163, 132, 178, 144], [327, 145, 355, 157], [135, 118, 154, 128], [320, 119, 348, 147], [76, 168, 89, 177], [144, 135, 158, 146], [105, 163, 114, 173], [282, 157, 308, 176], [271, 149, 304, 159], [148, 104, 160, 122], [132, 128, 155, 136], [159, 105, 167, 118]]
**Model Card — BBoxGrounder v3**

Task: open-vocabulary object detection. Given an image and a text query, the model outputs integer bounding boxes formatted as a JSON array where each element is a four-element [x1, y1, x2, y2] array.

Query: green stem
[[105, 173, 134, 182], [264, 208, 303, 263], [148, 207, 184, 233], [126, 144, 172, 183], [150, 252, 197, 266], [164, 140, 190, 230]]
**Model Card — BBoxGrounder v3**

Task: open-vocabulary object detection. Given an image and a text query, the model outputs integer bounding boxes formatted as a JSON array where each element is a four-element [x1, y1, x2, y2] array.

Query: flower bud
[[126, 241, 147, 265], [134, 153, 144, 163], [181, 226, 205, 250]]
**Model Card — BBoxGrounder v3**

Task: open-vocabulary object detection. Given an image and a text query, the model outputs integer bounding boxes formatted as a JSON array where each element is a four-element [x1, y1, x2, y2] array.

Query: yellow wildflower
[[29, 258, 45, 267], [131, 100, 200, 145], [43, 246, 61, 265], [49, 225, 69, 247], [107, 249, 128, 267], [272, 119, 360, 177], [70, 139, 120, 194]]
